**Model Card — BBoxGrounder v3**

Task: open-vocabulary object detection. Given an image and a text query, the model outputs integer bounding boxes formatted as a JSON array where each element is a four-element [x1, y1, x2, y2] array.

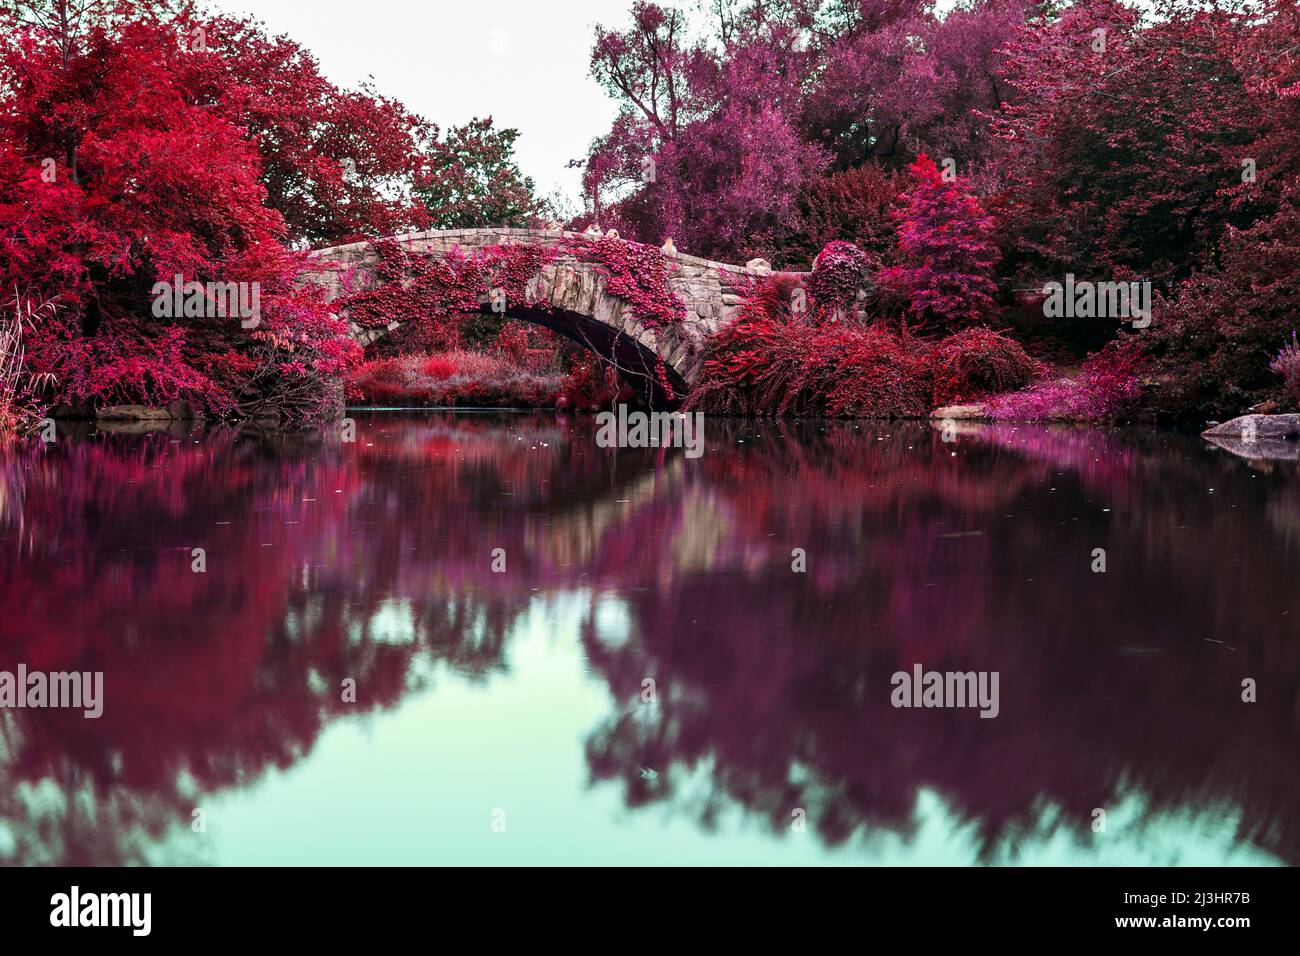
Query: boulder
[[1201, 413, 1300, 440], [930, 403, 989, 420], [96, 405, 173, 421], [47, 399, 95, 420], [97, 419, 195, 437]]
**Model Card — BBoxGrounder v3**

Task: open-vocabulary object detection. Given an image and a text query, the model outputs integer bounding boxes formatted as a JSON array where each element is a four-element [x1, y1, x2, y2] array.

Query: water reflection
[[0, 414, 1295, 865]]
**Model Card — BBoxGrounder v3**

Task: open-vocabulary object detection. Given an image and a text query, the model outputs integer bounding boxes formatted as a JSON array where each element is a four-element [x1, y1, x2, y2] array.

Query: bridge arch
[[302, 228, 800, 408]]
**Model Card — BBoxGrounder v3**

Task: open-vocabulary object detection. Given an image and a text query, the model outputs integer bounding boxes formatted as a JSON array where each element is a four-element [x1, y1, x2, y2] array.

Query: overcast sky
[[213, 0, 634, 207]]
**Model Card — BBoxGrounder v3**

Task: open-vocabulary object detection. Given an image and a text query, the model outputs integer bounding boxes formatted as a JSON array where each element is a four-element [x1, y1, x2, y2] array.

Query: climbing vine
[[338, 239, 556, 332], [337, 235, 688, 351], [807, 240, 869, 313], [561, 236, 686, 333], [654, 359, 676, 403]]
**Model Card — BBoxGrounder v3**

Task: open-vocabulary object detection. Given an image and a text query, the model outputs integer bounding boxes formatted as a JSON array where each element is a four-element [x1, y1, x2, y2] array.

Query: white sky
[[212, 0, 636, 206]]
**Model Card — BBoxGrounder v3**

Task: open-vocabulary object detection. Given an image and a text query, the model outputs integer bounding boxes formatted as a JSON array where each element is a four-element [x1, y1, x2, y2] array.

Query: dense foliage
[[0, 1, 543, 424], [347, 348, 562, 409], [583, 0, 1300, 421], [687, 272, 1039, 417], [983, 339, 1146, 422], [929, 326, 1042, 405]]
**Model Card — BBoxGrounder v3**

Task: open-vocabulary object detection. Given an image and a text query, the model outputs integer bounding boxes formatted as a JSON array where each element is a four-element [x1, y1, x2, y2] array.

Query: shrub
[[358, 356, 416, 386], [422, 355, 458, 380], [559, 354, 630, 411], [1142, 188, 1300, 420], [823, 327, 933, 418], [808, 241, 870, 315], [930, 328, 1043, 405], [687, 279, 932, 419], [1269, 332, 1300, 410], [689, 275, 1060, 419], [985, 339, 1145, 422], [686, 310, 812, 416], [491, 321, 530, 364]]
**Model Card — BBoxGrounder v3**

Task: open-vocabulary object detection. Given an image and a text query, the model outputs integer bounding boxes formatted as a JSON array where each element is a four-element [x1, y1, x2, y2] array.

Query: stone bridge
[[303, 228, 805, 407]]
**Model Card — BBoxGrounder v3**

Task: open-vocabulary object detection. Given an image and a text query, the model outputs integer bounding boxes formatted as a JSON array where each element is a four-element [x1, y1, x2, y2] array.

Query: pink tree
[[881, 153, 999, 331], [583, 1, 824, 261], [802, 0, 1028, 170]]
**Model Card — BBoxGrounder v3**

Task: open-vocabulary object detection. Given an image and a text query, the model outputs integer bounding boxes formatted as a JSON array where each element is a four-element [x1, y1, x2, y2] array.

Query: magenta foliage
[[985, 341, 1146, 423], [583, 1, 1026, 265], [1269, 333, 1300, 408], [561, 235, 685, 333], [879, 153, 998, 332], [808, 241, 870, 313]]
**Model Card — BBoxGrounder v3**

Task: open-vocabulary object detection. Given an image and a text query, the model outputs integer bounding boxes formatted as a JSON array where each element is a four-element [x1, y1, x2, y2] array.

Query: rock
[[1201, 414, 1300, 440], [1203, 434, 1300, 461], [97, 405, 173, 421], [48, 399, 95, 420], [746, 257, 772, 272], [166, 399, 198, 420], [661, 238, 677, 255], [930, 404, 989, 420], [605, 228, 620, 239]]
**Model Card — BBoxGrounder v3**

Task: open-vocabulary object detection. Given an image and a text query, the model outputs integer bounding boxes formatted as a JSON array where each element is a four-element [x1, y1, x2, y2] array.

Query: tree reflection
[[0, 414, 1296, 864]]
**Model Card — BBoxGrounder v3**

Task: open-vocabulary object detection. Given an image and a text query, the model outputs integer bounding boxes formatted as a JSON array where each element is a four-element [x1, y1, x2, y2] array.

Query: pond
[[0, 411, 1295, 865]]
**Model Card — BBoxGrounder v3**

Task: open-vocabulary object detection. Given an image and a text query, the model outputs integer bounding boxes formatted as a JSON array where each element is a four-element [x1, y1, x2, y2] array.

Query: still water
[[0, 411, 1295, 866]]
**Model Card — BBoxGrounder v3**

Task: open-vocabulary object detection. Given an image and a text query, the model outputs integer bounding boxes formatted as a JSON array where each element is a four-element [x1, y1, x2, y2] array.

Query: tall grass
[[0, 295, 55, 438], [346, 350, 565, 408]]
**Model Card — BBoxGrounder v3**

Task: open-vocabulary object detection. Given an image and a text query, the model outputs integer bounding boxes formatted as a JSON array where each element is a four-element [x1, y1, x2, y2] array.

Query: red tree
[[880, 153, 999, 330], [0, 10, 357, 420], [195, 13, 434, 247]]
